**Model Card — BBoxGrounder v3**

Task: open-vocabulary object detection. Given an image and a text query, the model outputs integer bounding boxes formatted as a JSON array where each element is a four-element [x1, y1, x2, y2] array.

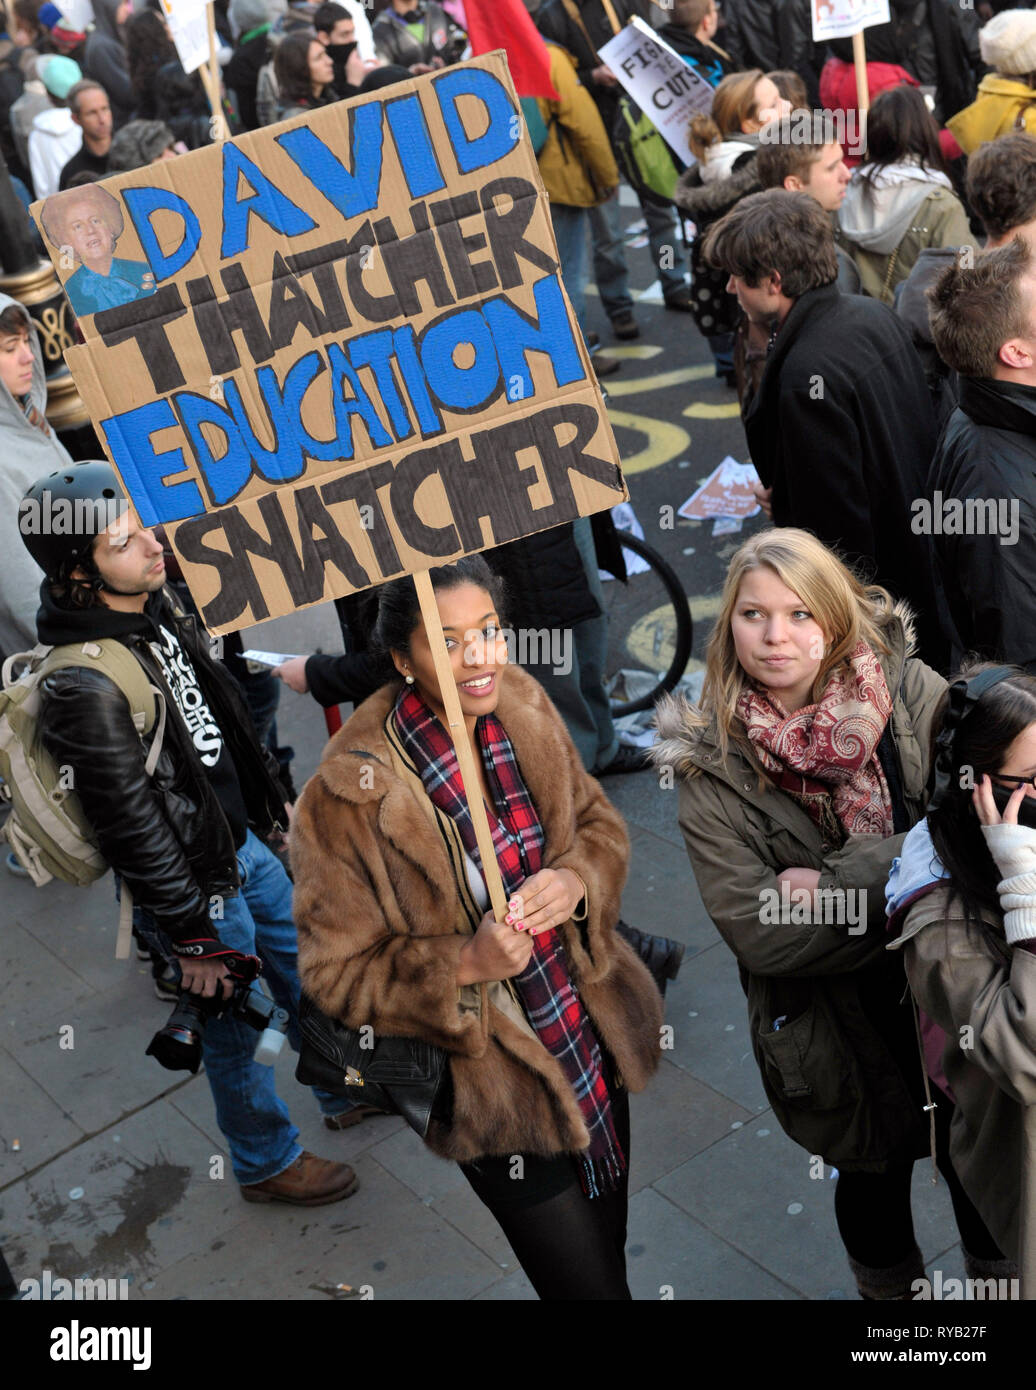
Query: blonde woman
[[653, 529, 1000, 1299]]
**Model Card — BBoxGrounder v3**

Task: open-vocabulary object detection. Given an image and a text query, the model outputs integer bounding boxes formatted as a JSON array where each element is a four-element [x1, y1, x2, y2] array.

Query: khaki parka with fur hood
[[290, 665, 663, 1164], [653, 610, 946, 1170]]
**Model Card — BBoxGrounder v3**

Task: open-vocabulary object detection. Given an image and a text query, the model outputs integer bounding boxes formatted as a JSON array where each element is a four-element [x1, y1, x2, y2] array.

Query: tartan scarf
[[736, 642, 895, 841], [393, 684, 625, 1197]]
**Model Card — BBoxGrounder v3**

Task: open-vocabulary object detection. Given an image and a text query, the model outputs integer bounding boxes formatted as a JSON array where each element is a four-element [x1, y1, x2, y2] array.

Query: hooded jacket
[[83, 0, 133, 125], [290, 664, 663, 1164], [925, 376, 1036, 673], [947, 74, 1036, 154], [0, 294, 72, 659], [838, 162, 973, 303], [535, 43, 618, 209], [743, 282, 953, 669], [27, 104, 81, 198], [36, 584, 287, 949], [887, 820, 1036, 1289], [657, 23, 736, 89], [653, 610, 946, 1168]]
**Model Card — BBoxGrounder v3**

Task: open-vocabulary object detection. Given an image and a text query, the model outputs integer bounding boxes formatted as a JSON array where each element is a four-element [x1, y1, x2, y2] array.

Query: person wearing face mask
[[674, 68, 789, 386], [313, 1, 377, 97], [654, 528, 1005, 1300], [887, 665, 1036, 1296]]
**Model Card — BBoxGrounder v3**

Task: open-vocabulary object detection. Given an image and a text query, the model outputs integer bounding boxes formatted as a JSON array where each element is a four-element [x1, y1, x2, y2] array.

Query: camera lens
[[146, 994, 208, 1073]]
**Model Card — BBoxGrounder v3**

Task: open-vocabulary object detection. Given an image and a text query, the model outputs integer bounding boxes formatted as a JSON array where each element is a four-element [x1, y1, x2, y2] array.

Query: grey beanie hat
[[107, 120, 176, 172], [228, 0, 271, 37]]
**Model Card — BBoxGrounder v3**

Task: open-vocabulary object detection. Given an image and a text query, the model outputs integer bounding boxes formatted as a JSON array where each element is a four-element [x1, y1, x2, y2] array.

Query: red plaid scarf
[[393, 684, 625, 1196], [736, 642, 894, 840]]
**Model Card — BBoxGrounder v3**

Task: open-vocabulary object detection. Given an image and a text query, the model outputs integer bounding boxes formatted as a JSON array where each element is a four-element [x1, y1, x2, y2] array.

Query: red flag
[[463, 0, 559, 99]]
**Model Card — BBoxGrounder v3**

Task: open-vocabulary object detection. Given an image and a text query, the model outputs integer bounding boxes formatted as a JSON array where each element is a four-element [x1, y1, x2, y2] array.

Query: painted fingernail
[[505, 915, 514, 925], [518, 921, 526, 931]]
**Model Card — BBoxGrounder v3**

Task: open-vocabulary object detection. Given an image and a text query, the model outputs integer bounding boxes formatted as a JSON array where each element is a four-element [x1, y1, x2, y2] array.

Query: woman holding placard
[[290, 555, 663, 1300]]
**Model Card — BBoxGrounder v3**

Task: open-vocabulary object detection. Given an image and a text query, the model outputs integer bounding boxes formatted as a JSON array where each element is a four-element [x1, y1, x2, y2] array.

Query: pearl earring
[[405, 672, 415, 685]]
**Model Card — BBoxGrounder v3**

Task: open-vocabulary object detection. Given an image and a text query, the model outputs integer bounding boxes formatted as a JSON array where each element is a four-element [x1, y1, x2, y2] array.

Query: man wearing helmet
[[19, 460, 376, 1206]]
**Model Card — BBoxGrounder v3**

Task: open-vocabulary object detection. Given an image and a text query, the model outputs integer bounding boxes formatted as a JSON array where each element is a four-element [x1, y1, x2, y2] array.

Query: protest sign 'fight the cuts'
[[32, 53, 626, 634]]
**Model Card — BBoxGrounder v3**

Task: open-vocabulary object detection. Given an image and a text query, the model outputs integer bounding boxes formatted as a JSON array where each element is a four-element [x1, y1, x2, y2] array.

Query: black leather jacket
[[36, 586, 286, 950]]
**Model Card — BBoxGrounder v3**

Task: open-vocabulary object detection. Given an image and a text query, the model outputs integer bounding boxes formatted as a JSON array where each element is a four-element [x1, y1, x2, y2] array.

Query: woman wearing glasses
[[887, 664, 1036, 1296]]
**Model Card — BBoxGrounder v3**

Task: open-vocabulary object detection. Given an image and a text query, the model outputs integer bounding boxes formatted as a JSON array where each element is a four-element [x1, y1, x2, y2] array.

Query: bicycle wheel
[[601, 532, 692, 716]]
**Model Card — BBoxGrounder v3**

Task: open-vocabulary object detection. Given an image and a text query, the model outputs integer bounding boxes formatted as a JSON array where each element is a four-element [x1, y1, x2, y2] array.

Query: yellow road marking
[[683, 401, 741, 419], [608, 409, 690, 476]]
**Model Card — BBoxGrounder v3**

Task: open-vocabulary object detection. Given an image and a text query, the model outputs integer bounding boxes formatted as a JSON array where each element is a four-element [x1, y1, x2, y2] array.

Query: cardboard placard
[[31, 53, 626, 635], [810, 0, 890, 44], [599, 16, 713, 167]]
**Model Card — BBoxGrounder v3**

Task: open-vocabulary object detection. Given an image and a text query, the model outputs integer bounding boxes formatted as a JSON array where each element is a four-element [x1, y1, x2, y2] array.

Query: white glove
[[981, 822, 1036, 945]]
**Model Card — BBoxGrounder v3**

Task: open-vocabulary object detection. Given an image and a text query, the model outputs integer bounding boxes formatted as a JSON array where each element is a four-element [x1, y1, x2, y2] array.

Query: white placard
[[599, 16, 713, 168], [56, 0, 94, 32], [810, 0, 890, 44], [158, 0, 211, 76]]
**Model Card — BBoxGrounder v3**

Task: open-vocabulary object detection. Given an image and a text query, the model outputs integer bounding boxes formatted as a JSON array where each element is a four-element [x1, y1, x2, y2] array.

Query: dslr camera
[[147, 976, 289, 1073]]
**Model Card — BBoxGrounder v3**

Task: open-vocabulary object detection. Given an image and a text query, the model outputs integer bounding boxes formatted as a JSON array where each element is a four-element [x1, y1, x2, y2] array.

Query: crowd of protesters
[[5, 0, 1036, 1303]]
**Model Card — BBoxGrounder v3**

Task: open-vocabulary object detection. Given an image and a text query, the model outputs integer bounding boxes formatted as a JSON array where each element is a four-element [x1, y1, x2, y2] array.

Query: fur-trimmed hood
[[290, 664, 663, 1163], [651, 602, 919, 784]]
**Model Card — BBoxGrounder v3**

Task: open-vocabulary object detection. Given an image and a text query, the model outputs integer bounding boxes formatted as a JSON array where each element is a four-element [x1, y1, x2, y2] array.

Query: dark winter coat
[[486, 521, 600, 634], [224, 29, 271, 131], [83, 0, 133, 126], [36, 586, 286, 949], [720, 0, 781, 74], [743, 282, 952, 668], [371, 2, 465, 70], [777, 0, 824, 107], [925, 376, 1036, 672], [653, 611, 946, 1170]]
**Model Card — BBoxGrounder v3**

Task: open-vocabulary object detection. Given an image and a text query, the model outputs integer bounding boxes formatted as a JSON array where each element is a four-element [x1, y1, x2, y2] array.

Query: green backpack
[[613, 96, 680, 208], [0, 640, 166, 894]]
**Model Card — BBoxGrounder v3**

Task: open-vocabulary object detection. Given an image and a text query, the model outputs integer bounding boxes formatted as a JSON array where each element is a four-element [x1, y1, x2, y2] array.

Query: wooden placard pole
[[413, 568, 510, 925], [205, 2, 229, 143], [852, 29, 870, 114]]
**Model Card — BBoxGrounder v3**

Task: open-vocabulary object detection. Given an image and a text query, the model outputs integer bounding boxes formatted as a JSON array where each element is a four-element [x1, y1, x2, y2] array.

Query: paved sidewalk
[[0, 599, 963, 1303]]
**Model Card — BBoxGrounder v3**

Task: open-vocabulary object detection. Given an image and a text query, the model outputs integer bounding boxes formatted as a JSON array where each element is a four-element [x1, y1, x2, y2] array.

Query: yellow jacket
[[535, 44, 619, 209], [947, 74, 1036, 154]]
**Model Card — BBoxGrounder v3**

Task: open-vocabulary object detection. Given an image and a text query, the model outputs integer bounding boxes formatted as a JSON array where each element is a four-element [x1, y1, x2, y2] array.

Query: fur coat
[[290, 665, 663, 1164]]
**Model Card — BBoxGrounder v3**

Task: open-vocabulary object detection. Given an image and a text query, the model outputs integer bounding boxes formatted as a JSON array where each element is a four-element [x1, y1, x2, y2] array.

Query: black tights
[[460, 1091, 632, 1300], [834, 1093, 1004, 1268]]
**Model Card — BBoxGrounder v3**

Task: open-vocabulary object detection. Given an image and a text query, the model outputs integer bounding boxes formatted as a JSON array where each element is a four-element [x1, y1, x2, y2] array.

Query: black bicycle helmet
[[19, 460, 128, 580]]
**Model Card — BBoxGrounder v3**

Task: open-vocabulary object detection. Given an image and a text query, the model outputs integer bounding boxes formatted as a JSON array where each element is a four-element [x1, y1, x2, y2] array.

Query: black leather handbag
[[295, 993, 448, 1139]]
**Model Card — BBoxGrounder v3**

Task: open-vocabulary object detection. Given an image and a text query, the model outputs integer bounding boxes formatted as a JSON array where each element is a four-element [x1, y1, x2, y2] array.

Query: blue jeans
[[137, 830, 350, 1184], [550, 202, 590, 340], [587, 194, 686, 321]]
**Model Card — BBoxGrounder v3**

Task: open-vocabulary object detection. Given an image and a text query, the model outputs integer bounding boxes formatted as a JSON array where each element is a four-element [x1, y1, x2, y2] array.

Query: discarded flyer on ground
[[810, 0, 890, 44], [599, 16, 713, 167], [31, 52, 626, 634], [679, 457, 761, 524]]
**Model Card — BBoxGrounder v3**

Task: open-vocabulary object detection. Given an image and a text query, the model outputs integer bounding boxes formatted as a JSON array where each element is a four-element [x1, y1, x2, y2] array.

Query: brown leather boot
[[241, 1152, 360, 1207]]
